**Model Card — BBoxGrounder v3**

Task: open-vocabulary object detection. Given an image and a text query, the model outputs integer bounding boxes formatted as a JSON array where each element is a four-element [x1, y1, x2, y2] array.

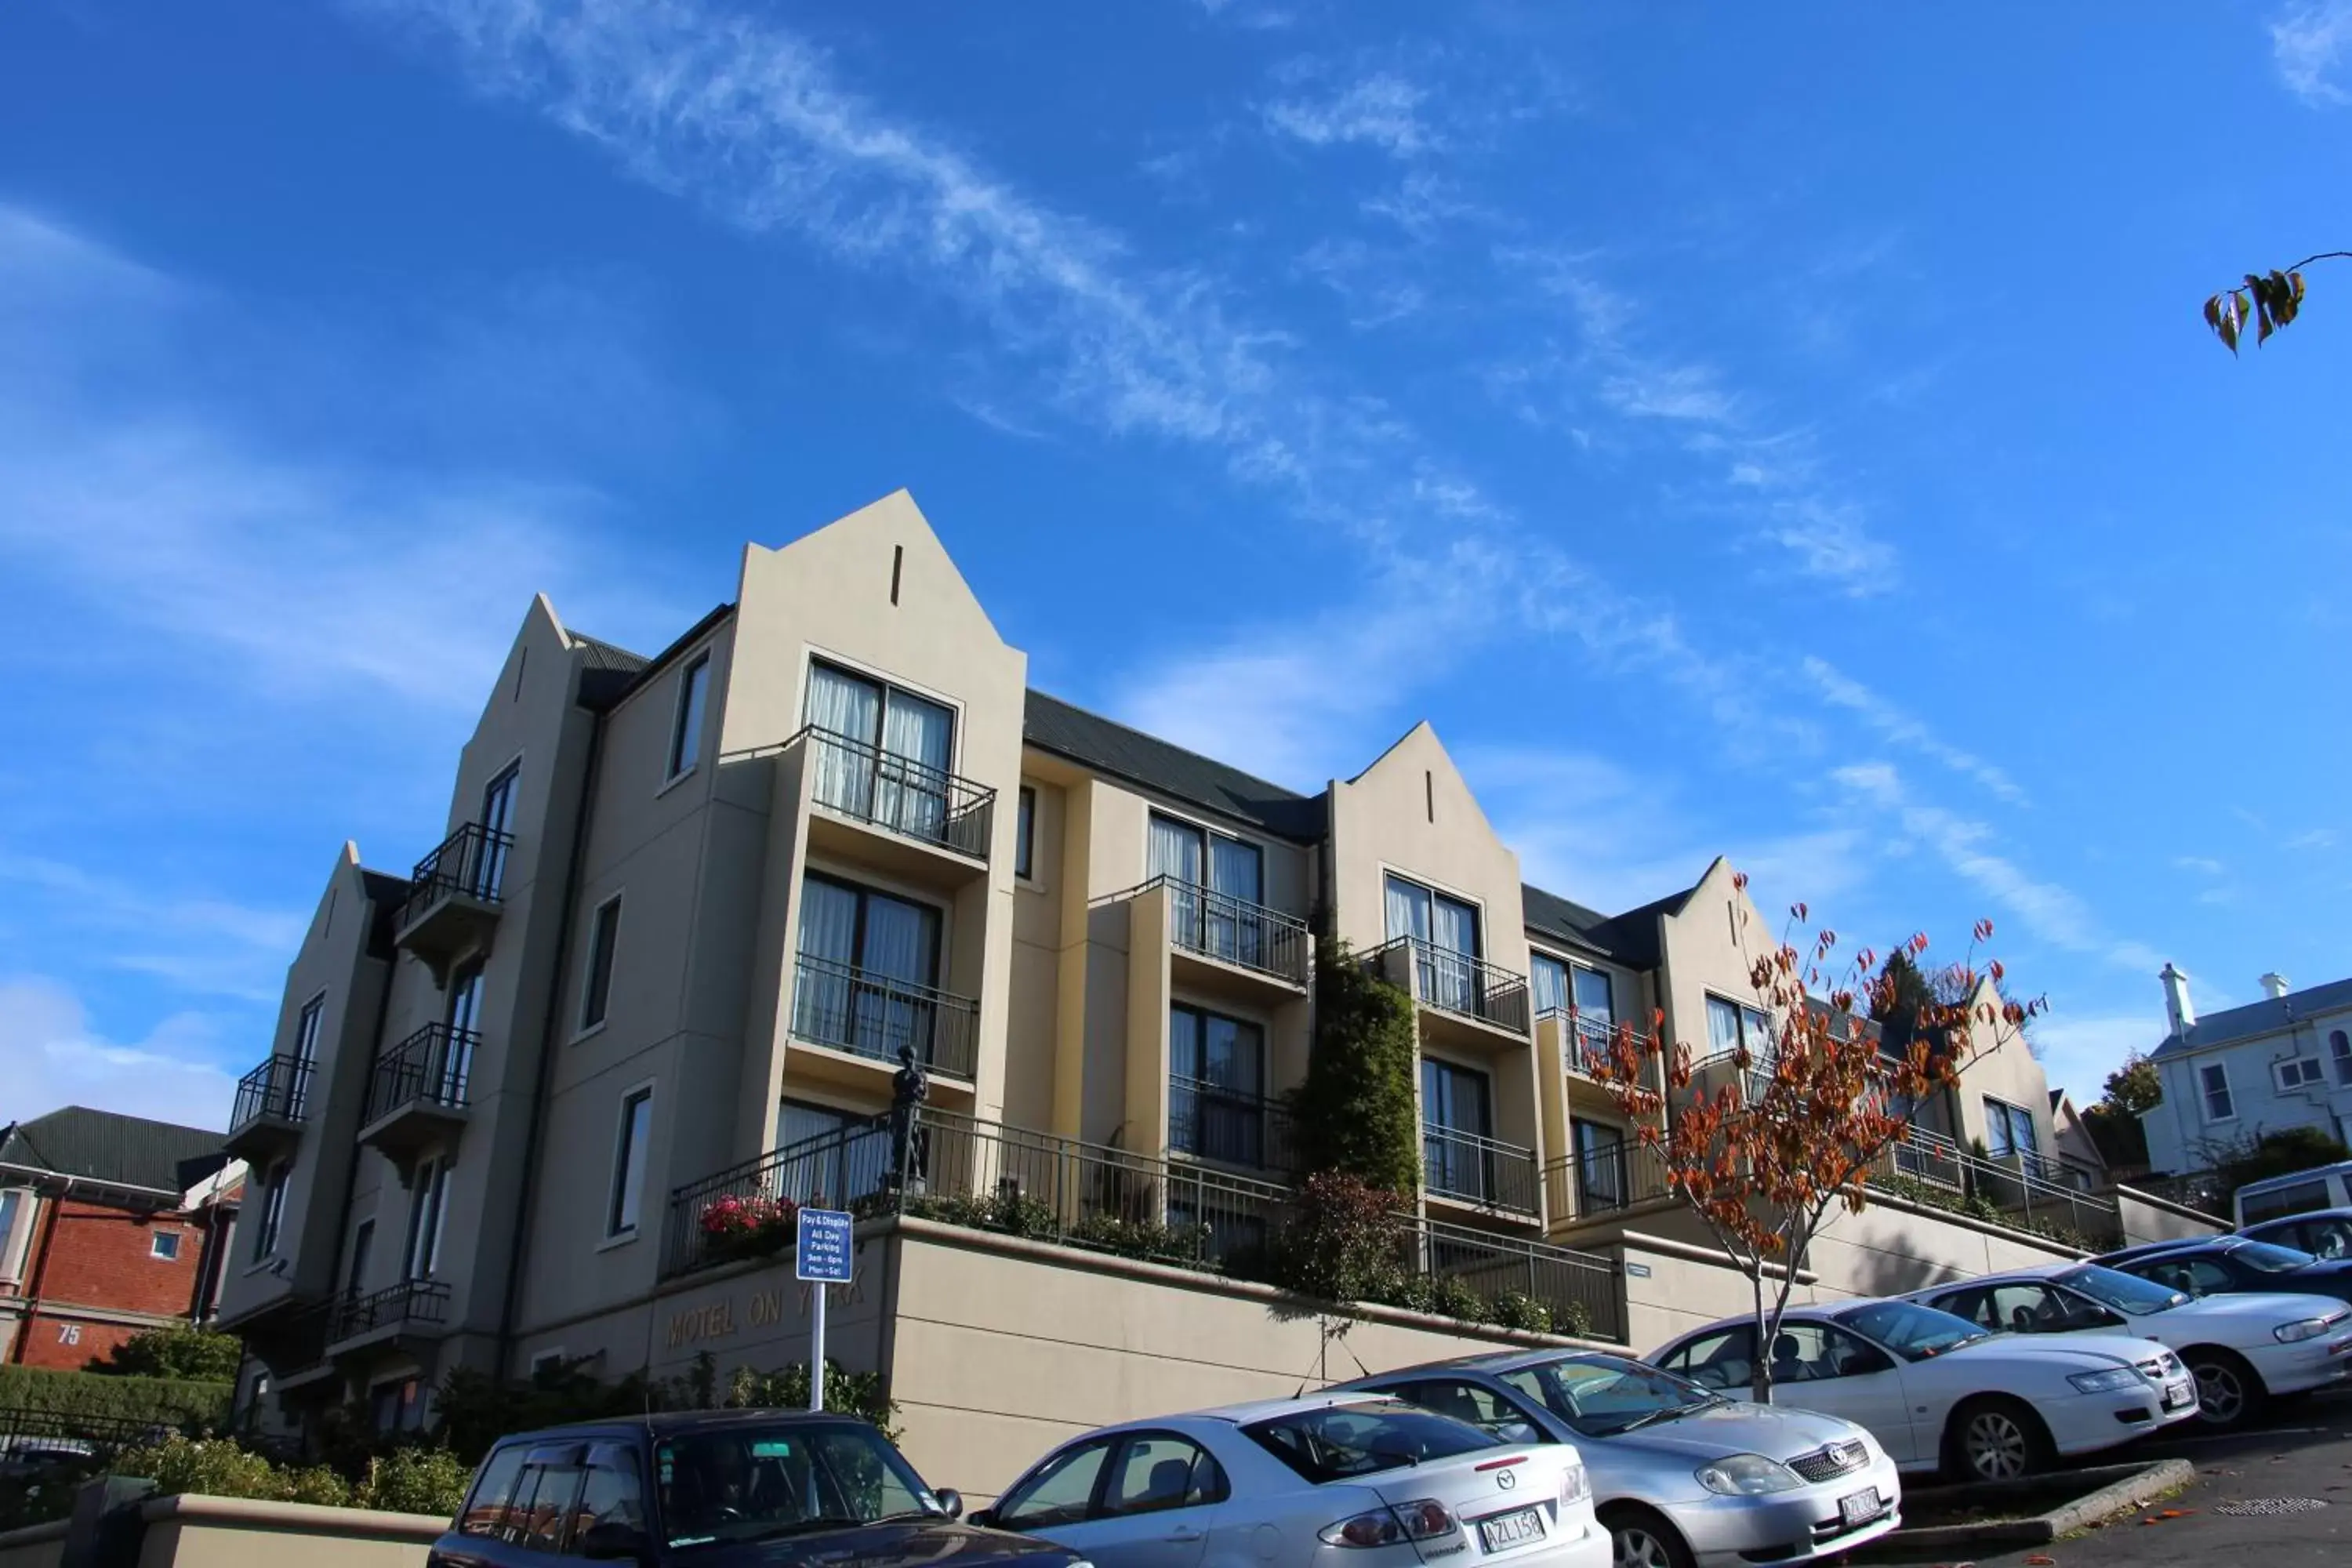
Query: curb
[[1880, 1459, 2197, 1551]]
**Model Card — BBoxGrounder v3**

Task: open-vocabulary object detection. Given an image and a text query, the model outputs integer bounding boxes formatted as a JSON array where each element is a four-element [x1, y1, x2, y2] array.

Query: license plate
[[1838, 1490, 1882, 1529], [2162, 1381, 2194, 1411], [1477, 1507, 1546, 1552]]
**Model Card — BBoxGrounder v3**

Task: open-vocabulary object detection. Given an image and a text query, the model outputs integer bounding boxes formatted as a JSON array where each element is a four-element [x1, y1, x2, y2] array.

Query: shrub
[[1489, 1290, 1554, 1334], [353, 1448, 473, 1517], [1553, 1298, 1596, 1338], [1431, 1276, 1486, 1324], [1290, 941, 1421, 1196], [1067, 1213, 1213, 1269], [698, 1194, 800, 1261], [86, 1327, 245, 1383], [0, 1366, 230, 1429], [111, 1435, 351, 1508], [1274, 1172, 1409, 1305]]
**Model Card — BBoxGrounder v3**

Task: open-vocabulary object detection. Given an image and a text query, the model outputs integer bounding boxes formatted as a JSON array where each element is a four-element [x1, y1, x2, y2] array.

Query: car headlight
[[1695, 1454, 1804, 1496], [1559, 1462, 1592, 1507], [2067, 1368, 2143, 1394], [2275, 1318, 2331, 1342]]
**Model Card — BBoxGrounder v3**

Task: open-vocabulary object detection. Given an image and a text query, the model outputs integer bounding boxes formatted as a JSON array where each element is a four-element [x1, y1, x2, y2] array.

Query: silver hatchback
[[1337, 1352, 1900, 1568]]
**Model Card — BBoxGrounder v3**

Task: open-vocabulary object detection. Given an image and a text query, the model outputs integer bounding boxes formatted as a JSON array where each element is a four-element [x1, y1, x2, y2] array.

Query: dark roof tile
[[0, 1107, 227, 1196], [1023, 690, 1327, 843], [2149, 975, 2352, 1059]]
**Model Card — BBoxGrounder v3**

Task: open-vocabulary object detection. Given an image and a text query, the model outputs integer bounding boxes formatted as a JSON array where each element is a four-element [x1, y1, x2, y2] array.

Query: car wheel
[[2186, 1349, 2265, 1430], [1600, 1504, 1694, 1568], [1946, 1397, 2053, 1483]]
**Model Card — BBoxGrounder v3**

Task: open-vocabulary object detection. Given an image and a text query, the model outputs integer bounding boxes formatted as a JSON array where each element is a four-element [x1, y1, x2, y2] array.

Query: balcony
[[790, 953, 978, 1081], [1128, 877, 1309, 999], [395, 822, 512, 980], [325, 1279, 452, 1354], [223, 1054, 313, 1163], [1541, 1139, 1672, 1225], [1368, 938, 1531, 1049], [358, 1024, 474, 1159], [800, 726, 993, 882], [1422, 1122, 1539, 1218], [1169, 1076, 1296, 1174]]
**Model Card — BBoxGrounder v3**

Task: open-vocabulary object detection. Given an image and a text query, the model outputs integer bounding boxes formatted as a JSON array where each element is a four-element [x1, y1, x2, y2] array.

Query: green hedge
[[0, 1365, 231, 1428]]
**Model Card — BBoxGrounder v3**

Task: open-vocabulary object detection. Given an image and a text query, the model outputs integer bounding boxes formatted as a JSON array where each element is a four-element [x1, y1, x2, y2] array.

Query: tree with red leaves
[[1585, 872, 2044, 1404]]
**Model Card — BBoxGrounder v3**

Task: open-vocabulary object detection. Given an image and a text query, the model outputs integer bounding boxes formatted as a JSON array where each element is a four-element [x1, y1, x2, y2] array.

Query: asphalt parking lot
[[1875, 1392, 2352, 1568]]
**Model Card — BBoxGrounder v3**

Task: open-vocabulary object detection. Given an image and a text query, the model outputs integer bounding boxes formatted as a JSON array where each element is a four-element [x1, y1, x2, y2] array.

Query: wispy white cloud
[[1265, 71, 1436, 157], [2285, 827, 2340, 851], [0, 854, 305, 1005], [2172, 855, 2225, 877], [2273, 0, 2352, 105], [2033, 1010, 2157, 1101], [1291, 237, 1428, 328], [0, 977, 237, 1131], [1802, 656, 2026, 803]]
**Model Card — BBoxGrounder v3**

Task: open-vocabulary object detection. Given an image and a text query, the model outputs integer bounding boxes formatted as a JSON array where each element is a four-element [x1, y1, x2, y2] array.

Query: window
[[804, 659, 956, 837], [292, 994, 325, 1070], [251, 1161, 289, 1261], [773, 1101, 892, 1206], [347, 1220, 374, 1298], [2282, 1214, 2352, 1261], [1243, 1401, 1494, 1483], [579, 1443, 648, 1537], [1657, 1325, 1756, 1391], [608, 1089, 653, 1238], [1983, 1096, 2038, 1163], [406, 1158, 451, 1279], [1385, 873, 1482, 1014], [1101, 1433, 1226, 1518], [457, 1443, 528, 1539], [1396, 1379, 1535, 1439], [2333, 1030, 2352, 1087], [1169, 1006, 1269, 1166], [668, 653, 710, 781], [2241, 1178, 2331, 1224], [1571, 1120, 1628, 1211], [149, 1231, 181, 1262], [1532, 953, 1569, 1018], [996, 1438, 1115, 1529], [511, 1447, 588, 1552], [1705, 995, 1774, 1061], [793, 874, 946, 1062], [0, 1190, 21, 1278], [1421, 1058, 1494, 1202], [579, 895, 622, 1033], [479, 762, 520, 896], [1151, 813, 1267, 966], [2277, 1056, 2327, 1091], [1015, 786, 1036, 880], [2200, 1061, 2235, 1121], [1955, 1283, 2118, 1334], [1760, 1322, 1887, 1383]]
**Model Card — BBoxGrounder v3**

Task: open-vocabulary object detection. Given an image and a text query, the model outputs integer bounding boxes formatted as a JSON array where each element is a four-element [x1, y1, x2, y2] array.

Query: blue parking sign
[[795, 1208, 853, 1283]]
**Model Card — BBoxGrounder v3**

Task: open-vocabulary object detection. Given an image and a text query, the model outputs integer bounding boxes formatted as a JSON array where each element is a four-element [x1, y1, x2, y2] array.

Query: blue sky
[[3, 0, 2348, 1132]]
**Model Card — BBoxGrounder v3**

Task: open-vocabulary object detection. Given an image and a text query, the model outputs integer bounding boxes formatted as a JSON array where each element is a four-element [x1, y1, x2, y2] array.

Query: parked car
[[1331, 1349, 1900, 1568], [977, 1394, 1607, 1568], [2094, 1235, 2352, 1308], [426, 1410, 1087, 1568], [1900, 1260, 2350, 1428], [1646, 1298, 2196, 1483], [2239, 1206, 2352, 1260], [2232, 1160, 2352, 1226]]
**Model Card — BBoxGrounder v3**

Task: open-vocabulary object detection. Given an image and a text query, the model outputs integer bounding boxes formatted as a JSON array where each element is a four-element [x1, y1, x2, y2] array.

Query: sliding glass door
[[804, 661, 956, 838], [1385, 874, 1483, 1014], [1150, 814, 1265, 967], [794, 874, 946, 1064]]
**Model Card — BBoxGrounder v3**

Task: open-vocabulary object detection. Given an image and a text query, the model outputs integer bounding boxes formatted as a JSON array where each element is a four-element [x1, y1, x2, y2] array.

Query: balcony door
[[794, 874, 945, 1064], [1571, 1119, 1627, 1212], [477, 763, 518, 896], [1385, 875, 1481, 1014], [1421, 1057, 1493, 1201], [440, 964, 482, 1102], [1170, 1004, 1268, 1167], [1149, 815, 1264, 967], [805, 661, 955, 839]]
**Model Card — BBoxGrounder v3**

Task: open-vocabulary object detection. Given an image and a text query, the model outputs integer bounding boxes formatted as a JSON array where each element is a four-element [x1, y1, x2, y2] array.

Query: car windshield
[[2058, 1265, 2189, 1314], [655, 1424, 940, 1548], [1244, 1400, 1496, 1483], [1498, 1355, 1721, 1438], [1832, 1301, 1987, 1360], [2232, 1241, 2318, 1272]]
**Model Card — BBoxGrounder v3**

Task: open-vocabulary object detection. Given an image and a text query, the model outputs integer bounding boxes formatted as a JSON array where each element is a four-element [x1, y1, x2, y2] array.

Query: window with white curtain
[[793, 873, 946, 1062], [1532, 953, 1569, 1017], [804, 660, 955, 837], [1150, 814, 1266, 965], [1170, 1005, 1269, 1165], [1385, 874, 1481, 1014], [1705, 995, 1773, 1062]]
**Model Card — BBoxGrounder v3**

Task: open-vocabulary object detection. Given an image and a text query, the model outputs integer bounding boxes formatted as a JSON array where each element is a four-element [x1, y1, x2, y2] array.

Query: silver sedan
[[1334, 1352, 1900, 1568], [977, 1394, 1608, 1568]]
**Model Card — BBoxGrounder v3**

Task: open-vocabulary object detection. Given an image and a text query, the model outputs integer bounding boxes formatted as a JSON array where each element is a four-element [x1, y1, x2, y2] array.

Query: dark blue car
[[2092, 1235, 2352, 1308], [427, 1410, 1089, 1568]]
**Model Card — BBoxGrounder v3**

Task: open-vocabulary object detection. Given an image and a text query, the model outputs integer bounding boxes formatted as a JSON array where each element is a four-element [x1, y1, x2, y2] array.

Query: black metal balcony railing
[[1413, 1213, 1627, 1345], [1137, 876, 1311, 985], [1169, 1076, 1296, 1173], [791, 953, 979, 1080], [2126, 1170, 2228, 1218], [1422, 1123, 1539, 1214], [401, 821, 514, 927], [365, 1024, 476, 1125], [1370, 938, 1531, 1036], [1541, 1139, 1672, 1219], [329, 1279, 451, 1344], [230, 1054, 314, 1133], [803, 726, 994, 862]]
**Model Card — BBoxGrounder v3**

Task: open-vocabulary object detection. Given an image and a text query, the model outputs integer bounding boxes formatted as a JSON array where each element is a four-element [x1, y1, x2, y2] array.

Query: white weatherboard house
[[2140, 964, 2352, 1177]]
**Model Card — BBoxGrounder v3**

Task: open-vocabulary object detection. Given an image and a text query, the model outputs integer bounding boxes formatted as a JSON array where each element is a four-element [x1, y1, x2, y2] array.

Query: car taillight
[[1559, 1462, 1590, 1507], [1319, 1501, 1458, 1548]]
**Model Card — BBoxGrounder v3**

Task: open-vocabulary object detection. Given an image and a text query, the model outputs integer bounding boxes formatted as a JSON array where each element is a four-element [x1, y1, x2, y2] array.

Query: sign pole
[[808, 1279, 826, 1412], [794, 1207, 853, 1417]]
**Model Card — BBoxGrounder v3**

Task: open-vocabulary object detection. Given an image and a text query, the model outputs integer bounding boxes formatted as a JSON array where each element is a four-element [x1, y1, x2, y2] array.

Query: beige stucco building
[[213, 492, 2103, 1488]]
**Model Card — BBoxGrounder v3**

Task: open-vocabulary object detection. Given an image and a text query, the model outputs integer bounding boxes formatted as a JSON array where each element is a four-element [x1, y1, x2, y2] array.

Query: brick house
[[0, 1107, 242, 1370]]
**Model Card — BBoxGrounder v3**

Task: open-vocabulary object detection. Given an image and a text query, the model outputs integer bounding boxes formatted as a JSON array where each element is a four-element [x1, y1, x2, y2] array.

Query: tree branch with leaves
[[2203, 253, 2350, 352], [1585, 873, 2043, 1404]]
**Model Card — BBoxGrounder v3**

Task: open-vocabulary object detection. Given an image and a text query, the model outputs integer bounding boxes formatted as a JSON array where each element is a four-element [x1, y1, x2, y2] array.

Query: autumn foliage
[[1584, 872, 2044, 1403], [2201, 251, 2347, 353]]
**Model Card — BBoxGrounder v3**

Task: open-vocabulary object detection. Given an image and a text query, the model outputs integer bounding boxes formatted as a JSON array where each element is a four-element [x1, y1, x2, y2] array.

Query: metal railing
[[1422, 1123, 1539, 1214], [0, 1406, 191, 1459], [230, 1054, 314, 1133], [791, 953, 979, 1080], [2126, 1170, 2228, 1217], [1132, 875, 1311, 985], [329, 1279, 452, 1344], [402, 821, 514, 925], [1541, 1138, 1672, 1219], [1889, 1125, 1965, 1189], [802, 725, 994, 861], [365, 1023, 476, 1124], [663, 1116, 899, 1276], [1368, 938, 1531, 1036], [1411, 1214, 1627, 1344], [1169, 1076, 1296, 1173]]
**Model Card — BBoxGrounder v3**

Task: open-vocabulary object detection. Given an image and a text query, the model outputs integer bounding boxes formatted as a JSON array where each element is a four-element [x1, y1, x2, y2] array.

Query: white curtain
[[805, 665, 882, 815], [1204, 1014, 1262, 1091], [1209, 837, 1261, 964], [1531, 955, 1569, 1018], [1707, 996, 1744, 1058], [793, 880, 860, 1046], [1429, 894, 1479, 1012], [877, 690, 953, 837], [1210, 837, 1261, 901], [1385, 875, 1429, 942], [1151, 816, 1206, 953], [855, 893, 937, 1062]]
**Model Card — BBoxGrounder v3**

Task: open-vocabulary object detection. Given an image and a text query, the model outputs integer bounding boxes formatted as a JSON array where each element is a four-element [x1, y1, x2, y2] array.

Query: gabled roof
[[0, 1107, 227, 1197], [1521, 884, 1660, 969], [1023, 690, 1328, 844], [2148, 974, 2352, 1060]]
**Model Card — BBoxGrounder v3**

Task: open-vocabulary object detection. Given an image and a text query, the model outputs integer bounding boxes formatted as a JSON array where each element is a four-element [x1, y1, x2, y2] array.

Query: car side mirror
[[576, 1522, 652, 1563], [933, 1488, 964, 1520], [968, 1507, 997, 1530], [1844, 1348, 1895, 1376]]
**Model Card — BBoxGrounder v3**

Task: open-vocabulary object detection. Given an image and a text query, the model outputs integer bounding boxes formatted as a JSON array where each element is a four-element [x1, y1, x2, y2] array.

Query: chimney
[[2161, 963, 2195, 1036], [2259, 972, 2291, 1000]]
